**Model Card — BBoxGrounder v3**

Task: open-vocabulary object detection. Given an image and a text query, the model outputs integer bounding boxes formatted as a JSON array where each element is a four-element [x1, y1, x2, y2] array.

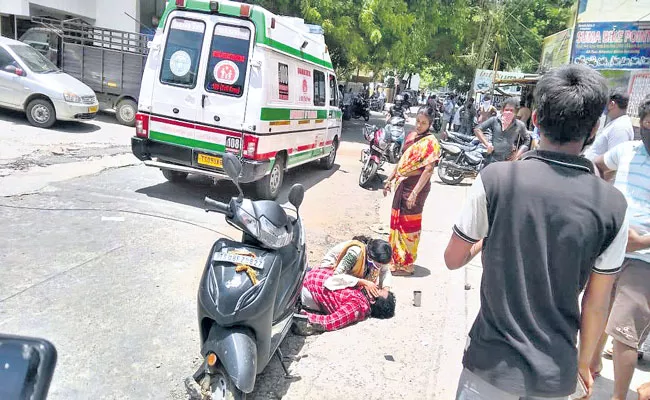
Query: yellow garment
[[333, 240, 367, 279]]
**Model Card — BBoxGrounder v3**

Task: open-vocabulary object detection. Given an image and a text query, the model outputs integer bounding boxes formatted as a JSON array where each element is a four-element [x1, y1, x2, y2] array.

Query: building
[[0, 0, 167, 38]]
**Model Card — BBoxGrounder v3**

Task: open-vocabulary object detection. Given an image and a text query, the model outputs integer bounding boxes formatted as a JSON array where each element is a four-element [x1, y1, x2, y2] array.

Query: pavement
[[0, 108, 649, 399]]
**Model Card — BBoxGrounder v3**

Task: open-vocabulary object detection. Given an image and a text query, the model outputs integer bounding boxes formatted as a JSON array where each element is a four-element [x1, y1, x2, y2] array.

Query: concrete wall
[[95, 0, 138, 33], [0, 0, 28, 16], [0, 0, 140, 32], [29, 0, 95, 19]]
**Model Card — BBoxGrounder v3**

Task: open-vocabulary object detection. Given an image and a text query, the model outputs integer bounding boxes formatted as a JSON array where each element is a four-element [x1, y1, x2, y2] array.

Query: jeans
[[455, 369, 569, 400]]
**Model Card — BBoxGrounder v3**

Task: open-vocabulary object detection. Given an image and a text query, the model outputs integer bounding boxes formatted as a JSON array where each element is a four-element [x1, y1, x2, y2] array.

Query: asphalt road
[[0, 109, 647, 399]]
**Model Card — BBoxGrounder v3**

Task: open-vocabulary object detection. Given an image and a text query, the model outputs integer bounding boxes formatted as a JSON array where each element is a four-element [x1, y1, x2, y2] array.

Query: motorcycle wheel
[[391, 145, 402, 164], [199, 364, 246, 400], [364, 112, 370, 122], [359, 159, 378, 188], [437, 155, 465, 185]]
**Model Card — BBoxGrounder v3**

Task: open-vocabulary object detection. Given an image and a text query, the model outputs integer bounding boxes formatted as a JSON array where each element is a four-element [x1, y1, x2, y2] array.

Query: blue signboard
[[572, 21, 650, 69]]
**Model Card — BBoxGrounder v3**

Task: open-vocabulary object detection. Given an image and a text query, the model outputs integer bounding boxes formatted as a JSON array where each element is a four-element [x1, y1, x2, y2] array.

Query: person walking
[[593, 97, 650, 400], [477, 94, 497, 123], [584, 87, 634, 161], [445, 64, 629, 399], [443, 94, 456, 133], [459, 98, 476, 136], [383, 106, 441, 276]]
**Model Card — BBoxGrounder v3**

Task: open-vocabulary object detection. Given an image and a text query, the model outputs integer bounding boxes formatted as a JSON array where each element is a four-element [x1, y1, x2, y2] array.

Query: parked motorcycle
[[351, 95, 371, 121], [186, 153, 307, 399], [446, 130, 478, 145], [342, 97, 352, 121], [369, 97, 385, 112], [359, 124, 389, 187], [437, 140, 488, 186], [385, 115, 406, 164]]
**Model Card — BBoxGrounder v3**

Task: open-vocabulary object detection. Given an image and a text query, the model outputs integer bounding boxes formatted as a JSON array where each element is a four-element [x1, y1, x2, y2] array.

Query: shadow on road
[[0, 107, 104, 133], [249, 333, 307, 399], [396, 265, 431, 278], [135, 162, 341, 208]]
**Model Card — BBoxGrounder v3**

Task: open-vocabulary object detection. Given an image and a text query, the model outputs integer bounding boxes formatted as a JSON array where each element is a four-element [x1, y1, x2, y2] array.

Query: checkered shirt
[[303, 268, 370, 331]]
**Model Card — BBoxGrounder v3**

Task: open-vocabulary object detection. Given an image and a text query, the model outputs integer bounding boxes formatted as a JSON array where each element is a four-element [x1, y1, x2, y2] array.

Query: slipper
[[603, 347, 613, 359], [392, 269, 414, 276]]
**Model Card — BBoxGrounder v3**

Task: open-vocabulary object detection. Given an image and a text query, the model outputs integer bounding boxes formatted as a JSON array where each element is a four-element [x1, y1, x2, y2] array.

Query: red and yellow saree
[[387, 132, 440, 274]]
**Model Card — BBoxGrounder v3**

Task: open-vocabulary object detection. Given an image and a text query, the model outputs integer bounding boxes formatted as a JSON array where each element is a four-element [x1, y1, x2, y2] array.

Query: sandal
[[391, 266, 415, 276]]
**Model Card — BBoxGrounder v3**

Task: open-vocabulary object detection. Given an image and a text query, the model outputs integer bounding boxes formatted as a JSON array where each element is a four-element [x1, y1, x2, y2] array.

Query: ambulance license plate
[[198, 154, 223, 168]]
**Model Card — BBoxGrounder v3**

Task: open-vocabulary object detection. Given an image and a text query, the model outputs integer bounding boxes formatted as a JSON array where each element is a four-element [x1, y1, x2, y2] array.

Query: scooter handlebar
[[204, 197, 231, 215]]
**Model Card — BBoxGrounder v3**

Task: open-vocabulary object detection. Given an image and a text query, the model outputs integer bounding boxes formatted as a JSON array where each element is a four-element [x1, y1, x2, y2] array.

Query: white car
[[0, 36, 99, 128]]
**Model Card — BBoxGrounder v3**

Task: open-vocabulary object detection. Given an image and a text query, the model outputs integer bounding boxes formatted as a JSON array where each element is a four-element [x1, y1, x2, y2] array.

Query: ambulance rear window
[[160, 18, 205, 88], [205, 24, 251, 97]]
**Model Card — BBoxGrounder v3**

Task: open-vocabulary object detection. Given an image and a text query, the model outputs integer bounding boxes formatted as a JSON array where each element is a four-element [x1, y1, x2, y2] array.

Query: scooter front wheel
[[201, 364, 246, 400]]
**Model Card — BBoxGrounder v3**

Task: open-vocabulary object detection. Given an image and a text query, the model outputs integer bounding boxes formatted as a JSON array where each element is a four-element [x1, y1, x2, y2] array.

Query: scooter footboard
[[202, 324, 257, 394]]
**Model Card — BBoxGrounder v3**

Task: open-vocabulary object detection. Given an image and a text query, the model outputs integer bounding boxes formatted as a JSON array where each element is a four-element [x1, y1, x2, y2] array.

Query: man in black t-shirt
[[445, 65, 629, 399]]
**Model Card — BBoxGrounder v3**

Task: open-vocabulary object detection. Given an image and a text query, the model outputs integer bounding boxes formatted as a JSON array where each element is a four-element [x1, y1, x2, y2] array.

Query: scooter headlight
[[258, 216, 292, 249]]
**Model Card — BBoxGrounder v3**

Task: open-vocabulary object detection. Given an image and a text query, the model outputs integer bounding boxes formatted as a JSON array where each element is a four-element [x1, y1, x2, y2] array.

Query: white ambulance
[[132, 0, 342, 199]]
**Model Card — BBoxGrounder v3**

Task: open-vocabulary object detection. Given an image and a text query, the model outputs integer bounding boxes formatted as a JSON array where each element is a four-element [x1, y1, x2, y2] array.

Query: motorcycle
[[359, 124, 389, 187], [341, 97, 352, 121], [445, 130, 478, 145], [369, 97, 385, 112], [351, 95, 371, 121], [385, 115, 406, 164], [186, 153, 307, 399], [437, 140, 488, 186]]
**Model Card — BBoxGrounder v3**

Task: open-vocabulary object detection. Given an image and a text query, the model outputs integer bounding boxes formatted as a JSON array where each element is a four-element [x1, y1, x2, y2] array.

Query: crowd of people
[[291, 64, 649, 399]]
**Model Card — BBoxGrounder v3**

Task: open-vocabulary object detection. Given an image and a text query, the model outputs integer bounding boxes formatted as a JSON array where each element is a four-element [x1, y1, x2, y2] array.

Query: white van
[[131, 0, 342, 199]]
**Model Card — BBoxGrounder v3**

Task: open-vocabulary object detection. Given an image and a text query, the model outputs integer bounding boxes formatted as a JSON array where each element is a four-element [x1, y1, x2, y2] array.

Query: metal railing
[[31, 16, 149, 55]]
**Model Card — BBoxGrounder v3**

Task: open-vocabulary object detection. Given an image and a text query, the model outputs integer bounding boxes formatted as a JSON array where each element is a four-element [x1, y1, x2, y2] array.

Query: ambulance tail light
[[135, 113, 149, 138], [243, 135, 258, 158], [175, 0, 186, 8], [240, 4, 251, 17]]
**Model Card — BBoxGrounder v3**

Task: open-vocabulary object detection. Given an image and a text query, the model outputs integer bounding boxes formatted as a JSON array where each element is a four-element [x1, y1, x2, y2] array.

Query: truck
[[19, 17, 150, 126]]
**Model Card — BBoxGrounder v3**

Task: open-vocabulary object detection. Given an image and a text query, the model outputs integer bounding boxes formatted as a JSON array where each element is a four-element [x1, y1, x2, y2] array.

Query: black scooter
[[186, 153, 307, 399]]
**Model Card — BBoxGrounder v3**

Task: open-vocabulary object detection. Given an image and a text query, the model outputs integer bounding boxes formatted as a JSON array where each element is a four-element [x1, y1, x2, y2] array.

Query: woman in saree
[[383, 106, 441, 276]]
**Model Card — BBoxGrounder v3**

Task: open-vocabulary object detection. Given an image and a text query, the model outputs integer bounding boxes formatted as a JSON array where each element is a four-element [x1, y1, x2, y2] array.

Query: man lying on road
[[292, 268, 396, 336]]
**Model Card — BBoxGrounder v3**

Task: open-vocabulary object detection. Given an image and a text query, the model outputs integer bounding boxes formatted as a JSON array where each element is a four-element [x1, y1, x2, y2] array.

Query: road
[[0, 108, 648, 399]]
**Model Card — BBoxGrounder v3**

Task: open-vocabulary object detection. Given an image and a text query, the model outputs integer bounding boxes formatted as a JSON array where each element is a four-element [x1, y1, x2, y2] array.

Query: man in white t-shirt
[[584, 88, 634, 161], [594, 97, 650, 400]]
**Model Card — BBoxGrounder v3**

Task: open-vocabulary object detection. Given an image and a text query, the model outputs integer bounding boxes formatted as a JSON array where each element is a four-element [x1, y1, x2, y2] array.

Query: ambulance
[[131, 0, 342, 199]]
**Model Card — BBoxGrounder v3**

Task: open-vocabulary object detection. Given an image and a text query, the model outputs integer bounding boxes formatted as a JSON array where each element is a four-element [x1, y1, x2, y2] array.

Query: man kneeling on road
[[292, 267, 396, 336]]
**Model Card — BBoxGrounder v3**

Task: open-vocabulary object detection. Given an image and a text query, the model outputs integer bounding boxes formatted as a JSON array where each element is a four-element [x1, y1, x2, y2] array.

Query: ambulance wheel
[[162, 169, 188, 183], [255, 156, 284, 200], [319, 139, 338, 170]]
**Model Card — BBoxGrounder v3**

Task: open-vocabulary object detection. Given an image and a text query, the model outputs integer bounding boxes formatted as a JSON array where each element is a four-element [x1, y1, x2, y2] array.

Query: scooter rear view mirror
[[0, 334, 57, 400], [223, 153, 244, 197], [288, 184, 305, 210]]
